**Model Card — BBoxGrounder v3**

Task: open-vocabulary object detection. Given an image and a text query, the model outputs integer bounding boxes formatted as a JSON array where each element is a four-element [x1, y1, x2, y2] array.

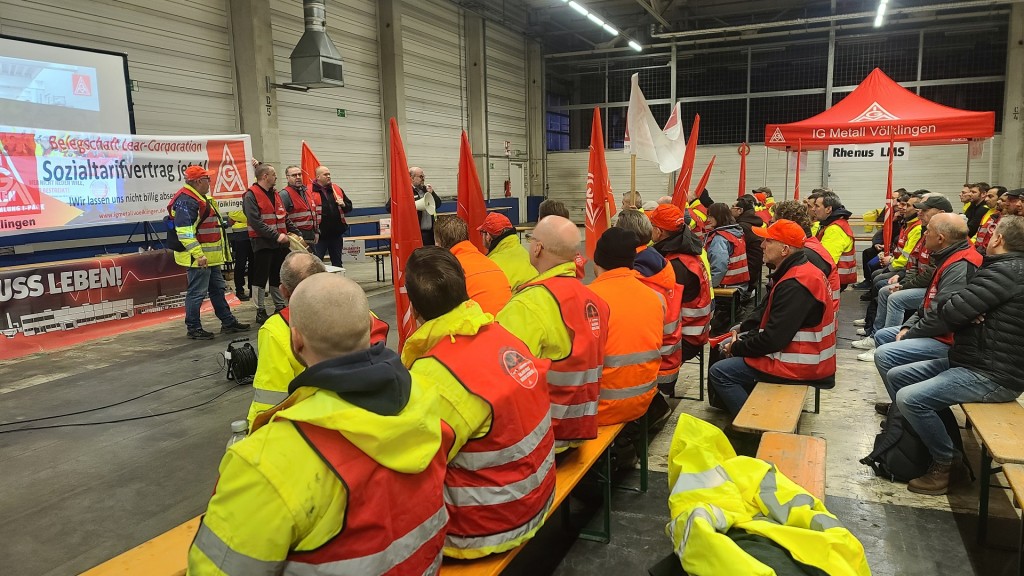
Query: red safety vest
[[247, 184, 288, 239], [521, 276, 609, 448], [922, 247, 984, 345], [637, 258, 685, 388], [283, 308, 389, 347], [804, 236, 840, 314], [755, 204, 772, 225], [688, 201, 709, 238], [745, 260, 837, 381], [665, 252, 712, 350], [424, 323, 555, 554], [896, 217, 921, 256], [574, 253, 586, 279], [818, 218, 858, 286], [705, 226, 750, 286], [907, 234, 931, 272], [282, 185, 318, 232], [166, 186, 221, 244], [314, 183, 347, 224], [975, 211, 999, 253], [285, 421, 448, 575]]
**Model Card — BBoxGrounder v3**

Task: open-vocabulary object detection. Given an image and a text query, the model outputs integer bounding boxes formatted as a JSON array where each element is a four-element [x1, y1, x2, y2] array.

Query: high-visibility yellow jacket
[[818, 222, 853, 265], [187, 374, 444, 575], [666, 414, 870, 576], [495, 261, 575, 360], [892, 222, 922, 270], [246, 312, 304, 429], [227, 209, 248, 232], [171, 185, 229, 268], [401, 300, 493, 461], [488, 233, 538, 291]]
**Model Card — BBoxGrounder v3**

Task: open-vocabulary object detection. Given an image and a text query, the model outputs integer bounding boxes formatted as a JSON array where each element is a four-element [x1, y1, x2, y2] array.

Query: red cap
[[648, 204, 685, 231], [753, 193, 767, 203], [477, 212, 513, 235], [184, 165, 215, 181], [752, 219, 806, 248]]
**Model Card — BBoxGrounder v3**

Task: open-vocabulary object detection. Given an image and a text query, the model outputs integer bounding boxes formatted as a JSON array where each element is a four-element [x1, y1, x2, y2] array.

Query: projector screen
[[0, 35, 134, 134]]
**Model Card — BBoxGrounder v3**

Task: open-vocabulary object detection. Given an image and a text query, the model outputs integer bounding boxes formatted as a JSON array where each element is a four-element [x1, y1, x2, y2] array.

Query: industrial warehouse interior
[[0, 0, 1022, 575]]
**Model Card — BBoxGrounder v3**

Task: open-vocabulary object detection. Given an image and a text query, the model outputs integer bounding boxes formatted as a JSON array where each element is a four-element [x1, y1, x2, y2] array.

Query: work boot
[[874, 402, 891, 416], [236, 288, 250, 301], [255, 309, 270, 325], [187, 328, 215, 340], [908, 461, 953, 495], [221, 321, 251, 334]]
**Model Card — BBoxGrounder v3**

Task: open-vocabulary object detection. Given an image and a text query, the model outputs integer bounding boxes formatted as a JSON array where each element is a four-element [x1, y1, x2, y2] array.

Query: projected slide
[[0, 56, 100, 112]]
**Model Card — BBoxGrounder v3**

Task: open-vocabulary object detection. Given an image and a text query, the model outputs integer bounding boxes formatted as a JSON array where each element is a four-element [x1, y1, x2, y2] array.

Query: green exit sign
[[336, 108, 346, 117]]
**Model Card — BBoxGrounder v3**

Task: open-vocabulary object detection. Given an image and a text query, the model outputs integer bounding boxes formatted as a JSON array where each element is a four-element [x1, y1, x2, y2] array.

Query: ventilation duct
[[290, 0, 344, 88]]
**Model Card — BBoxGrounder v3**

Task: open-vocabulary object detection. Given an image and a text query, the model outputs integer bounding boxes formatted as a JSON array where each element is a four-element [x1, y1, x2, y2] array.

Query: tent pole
[[965, 143, 971, 183], [763, 146, 769, 187], [988, 139, 993, 182], [784, 148, 790, 200]]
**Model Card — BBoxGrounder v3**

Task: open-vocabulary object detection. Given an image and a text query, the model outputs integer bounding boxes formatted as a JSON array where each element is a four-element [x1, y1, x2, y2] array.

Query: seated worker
[[401, 246, 554, 559], [703, 202, 750, 334], [884, 214, 1024, 495], [435, 215, 512, 315], [496, 216, 609, 451], [649, 204, 713, 379], [587, 227, 664, 426], [732, 194, 765, 295], [708, 220, 836, 415], [860, 193, 923, 322], [872, 213, 982, 411], [477, 211, 537, 290], [188, 274, 447, 575], [773, 200, 839, 314], [247, 252, 389, 428], [974, 185, 1005, 253], [615, 210, 679, 414], [538, 199, 586, 278], [687, 188, 714, 237], [810, 191, 857, 288]]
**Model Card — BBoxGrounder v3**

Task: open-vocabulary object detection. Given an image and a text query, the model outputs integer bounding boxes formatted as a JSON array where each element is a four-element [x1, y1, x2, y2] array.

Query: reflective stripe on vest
[[975, 211, 999, 251], [827, 219, 859, 285], [169, 187, 222, 245], [599, 379, 657, 400], [896, 218, 921, 254], [636, 259, 686, 384], [707, 228, 750, 286], [444, 491, 554, 552], [252, 388, 290, 406], [922, 246, 983, 345], [804, 237, 840, 313], [283, 186, 317, 231], [666, 252, 712, 349], [284, 421, 447, 575], [519, 277, 608, 443], [248, 184, 288, 239], [444, 449, 555, 507]]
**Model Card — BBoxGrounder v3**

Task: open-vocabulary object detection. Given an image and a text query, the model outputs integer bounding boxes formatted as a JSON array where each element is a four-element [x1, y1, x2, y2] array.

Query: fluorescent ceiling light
[[568, 1, 588, 16], [629, 40, 643, 52], [587, 13, 604, 26], [874, 0, 887, 27], [602, 23, 619, 36]]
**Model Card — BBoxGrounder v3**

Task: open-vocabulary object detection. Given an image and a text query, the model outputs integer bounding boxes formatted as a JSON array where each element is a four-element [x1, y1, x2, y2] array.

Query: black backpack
[[860, 403, 970, 483]]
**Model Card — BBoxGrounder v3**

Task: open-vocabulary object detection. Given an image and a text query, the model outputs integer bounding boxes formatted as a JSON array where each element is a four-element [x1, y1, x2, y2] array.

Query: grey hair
[[929, 214, 969, 243], [994, 215, 1024, 252], [281, 251, 326, 293], [614, 209, 653, 245]]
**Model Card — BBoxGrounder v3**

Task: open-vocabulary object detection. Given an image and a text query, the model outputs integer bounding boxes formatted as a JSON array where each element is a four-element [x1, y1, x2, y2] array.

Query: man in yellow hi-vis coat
[[665, 414, 870, 576]]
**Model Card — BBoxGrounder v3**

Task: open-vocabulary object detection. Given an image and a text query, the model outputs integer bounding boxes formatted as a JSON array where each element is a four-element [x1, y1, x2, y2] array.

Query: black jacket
[[965, 201, 985, 237], [731, 251, 824, 359], [653, 226, 705, 302], [313, 182, 353, 238], [903, 240, 978, 340], [940, 251, 1024, 392], [734, 208, 765, 289]]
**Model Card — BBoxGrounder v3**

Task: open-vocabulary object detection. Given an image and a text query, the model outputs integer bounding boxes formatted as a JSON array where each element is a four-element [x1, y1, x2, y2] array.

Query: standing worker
[[168, 165, 249, 340], [225, 207, 251, 301], [243, 164, 290, 324], [311, 165, 352, 267], [279, 165, 320, 248]]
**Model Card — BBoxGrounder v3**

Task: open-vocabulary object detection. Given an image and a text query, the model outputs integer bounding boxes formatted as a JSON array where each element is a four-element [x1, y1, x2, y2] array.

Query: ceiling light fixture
[[587, 13, 605, 27], [562, 0, 642, 49], [628, 40, 643, 52], [874, 0, 887, 27], [602, 23, 619, 36], [568, 1, 589, 16]]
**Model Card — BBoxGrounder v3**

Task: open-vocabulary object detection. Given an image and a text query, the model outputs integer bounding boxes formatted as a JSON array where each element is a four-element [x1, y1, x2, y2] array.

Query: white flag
[[624, 73, 686, 173]]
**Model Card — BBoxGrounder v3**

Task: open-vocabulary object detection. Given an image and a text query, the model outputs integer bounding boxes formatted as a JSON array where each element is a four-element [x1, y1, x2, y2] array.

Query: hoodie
[[654, 227, 706, 302], [705, 224, 745, 288]]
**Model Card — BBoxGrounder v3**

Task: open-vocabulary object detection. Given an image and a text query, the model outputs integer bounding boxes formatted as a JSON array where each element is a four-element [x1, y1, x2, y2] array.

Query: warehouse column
[[229, 0, 280, 165], [526, 41, 547, 202], [377, 0, 407, 190], [464, 12, 491, 197], [1000, 3, 1024, 188]]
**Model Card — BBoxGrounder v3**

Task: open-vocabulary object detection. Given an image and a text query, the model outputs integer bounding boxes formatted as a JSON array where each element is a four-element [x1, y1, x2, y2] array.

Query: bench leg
[[979, 445, 993, 545], [698, 347, 705, 402], [640, 414, 649, 493], [1019, 513, 1024, 576], [814, 388, 820, 414], [579, 448, 613, 543]]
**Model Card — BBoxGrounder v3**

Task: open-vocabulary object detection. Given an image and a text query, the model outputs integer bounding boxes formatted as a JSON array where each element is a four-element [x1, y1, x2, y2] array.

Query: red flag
[[300, 141, 320, 190], [585, 107, 615, 262], [737, 143, 749, 199], [457, 131, 488, 252], [674, 115, 701, 202], [387, 118, 424, 349], [883, 136, 896, 255], [693, 156, 716, 202], [793, 140, 802, 200]]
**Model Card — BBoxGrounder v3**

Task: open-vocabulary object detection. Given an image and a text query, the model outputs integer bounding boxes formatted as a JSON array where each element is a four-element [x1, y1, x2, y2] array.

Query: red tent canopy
[[765, 68, 995, 150]]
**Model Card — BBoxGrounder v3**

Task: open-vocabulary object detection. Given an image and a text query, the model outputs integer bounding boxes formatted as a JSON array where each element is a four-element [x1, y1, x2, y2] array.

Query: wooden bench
[[756, 432, 826, 501], [365, 250, 391, 282], [961, 401, 1024, 545], [713, 287, 740, 326], [732, 383, 811, 434], [1000, 463, 1024, 576], [84, 424, 629, 576]]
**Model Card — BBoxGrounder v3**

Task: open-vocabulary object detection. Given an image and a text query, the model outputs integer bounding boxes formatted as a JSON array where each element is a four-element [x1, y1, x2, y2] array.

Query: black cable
[[0, 381, 245, 434], [0, 357, 223, 427]]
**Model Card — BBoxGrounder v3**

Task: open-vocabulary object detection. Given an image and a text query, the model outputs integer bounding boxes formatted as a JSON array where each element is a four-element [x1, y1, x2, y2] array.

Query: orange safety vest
[[451, 241, 512, 316], [975, 211, 999, 252], [745, 260, 836, 382], [284, 421, 448, 575], [666, 252, 712, 350], [817, 218, 858, 286], [424, 323, 555, 554], [521, 276, 608, 448], [804, 236, 840, 314], [166, 186, 221, 244], [922, 247, 983, 345], [705, 227, 750, 286], [636, 251, 686, 390], [282, 185, 318, 232], [589, 268, 663, 426], [247, 184, 287, 239]]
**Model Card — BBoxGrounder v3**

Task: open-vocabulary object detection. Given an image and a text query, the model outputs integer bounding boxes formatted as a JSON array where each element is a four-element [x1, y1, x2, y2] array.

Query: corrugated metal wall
[[485, 23, 528, 199]]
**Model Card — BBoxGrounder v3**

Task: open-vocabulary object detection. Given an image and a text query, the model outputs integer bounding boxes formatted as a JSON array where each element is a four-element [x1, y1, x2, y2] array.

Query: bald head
[[280, 251, 326, 298], [530, 215, 580, 272], [923, 212, 968, 252], [289, 274, 371, 366]]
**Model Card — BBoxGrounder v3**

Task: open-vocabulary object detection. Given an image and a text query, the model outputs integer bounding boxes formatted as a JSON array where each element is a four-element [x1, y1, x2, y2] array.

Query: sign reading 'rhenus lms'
[[828, 142, 910, 162]]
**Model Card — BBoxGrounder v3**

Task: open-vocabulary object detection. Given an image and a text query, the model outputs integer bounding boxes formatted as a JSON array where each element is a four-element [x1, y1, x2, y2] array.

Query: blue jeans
[[314, 236, 344, 267], [708, 356, 762, 415], [873, 328, 949, 394], [884, 288, 925, 329], [889, 359, 1021, 463], [872, 284, 898, 334], [185, 266, 237, 332]]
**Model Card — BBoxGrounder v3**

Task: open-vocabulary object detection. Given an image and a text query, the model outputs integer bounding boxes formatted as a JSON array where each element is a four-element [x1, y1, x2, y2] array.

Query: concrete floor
[[0, 250, 1019, 575]]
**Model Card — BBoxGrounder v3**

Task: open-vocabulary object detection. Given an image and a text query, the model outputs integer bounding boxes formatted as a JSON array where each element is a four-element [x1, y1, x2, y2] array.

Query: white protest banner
[[827, 142, 910, 163], [343, 239, 365, 262], [0, 126, 254, 236]]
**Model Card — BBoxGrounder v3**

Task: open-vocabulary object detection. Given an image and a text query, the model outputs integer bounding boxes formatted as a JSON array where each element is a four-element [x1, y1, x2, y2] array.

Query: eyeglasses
[[287, 173, 302, 178]]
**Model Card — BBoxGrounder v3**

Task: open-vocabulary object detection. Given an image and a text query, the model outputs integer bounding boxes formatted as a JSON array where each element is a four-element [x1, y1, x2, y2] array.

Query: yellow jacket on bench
[[666, 414, 870, 576]]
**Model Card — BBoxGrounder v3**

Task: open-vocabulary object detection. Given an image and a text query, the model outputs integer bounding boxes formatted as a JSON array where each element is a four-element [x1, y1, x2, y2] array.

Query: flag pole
[[630, 154, 637, 208]]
